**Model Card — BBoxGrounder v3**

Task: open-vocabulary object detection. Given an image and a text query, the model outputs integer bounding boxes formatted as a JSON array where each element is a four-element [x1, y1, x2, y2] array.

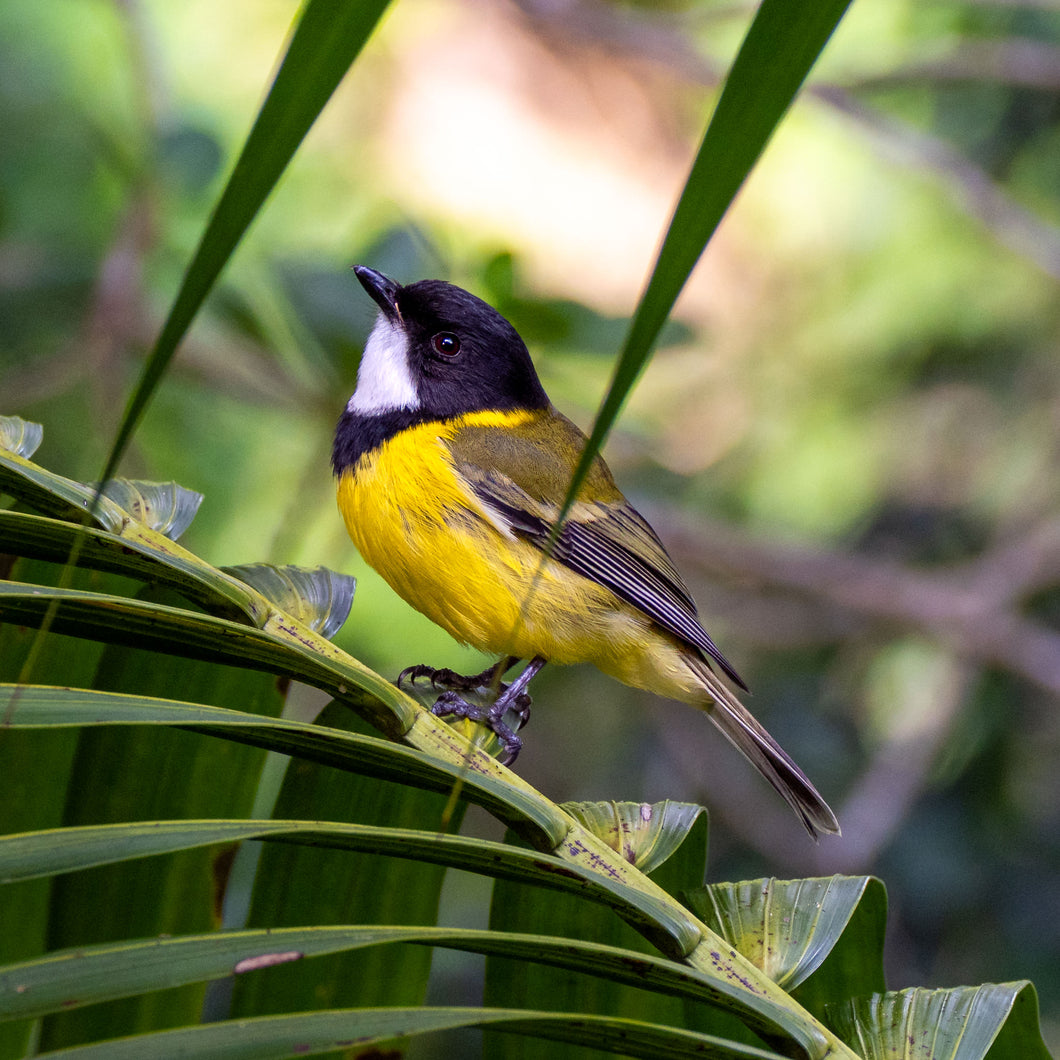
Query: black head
[[347, 265, 549, 420]]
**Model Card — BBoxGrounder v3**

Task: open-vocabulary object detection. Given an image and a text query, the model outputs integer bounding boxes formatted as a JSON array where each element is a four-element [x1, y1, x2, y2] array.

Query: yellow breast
[[336, 411, 638, 665]]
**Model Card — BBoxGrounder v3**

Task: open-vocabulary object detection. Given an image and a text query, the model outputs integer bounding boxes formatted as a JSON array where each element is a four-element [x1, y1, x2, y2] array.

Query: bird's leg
[[429, 656, 546, 765], [486, 654, 542, 732], [397, 655, 518, 694]]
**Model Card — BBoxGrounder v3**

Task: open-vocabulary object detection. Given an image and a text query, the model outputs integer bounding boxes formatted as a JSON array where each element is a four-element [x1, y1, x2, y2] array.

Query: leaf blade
[[687, 876, 884, 992], [28, 1006, 786, 1060], [37, 610, 287, 1049], [0, 924, 802, 1024], [829, 983, 1052, 1060], [0, 415, 43, 459], [564, 0, 854, 509], [228, 703, 457, 1019], [0, 819, 697, 956], [99, 0, 392, 485], [0, 683, 565, 848]]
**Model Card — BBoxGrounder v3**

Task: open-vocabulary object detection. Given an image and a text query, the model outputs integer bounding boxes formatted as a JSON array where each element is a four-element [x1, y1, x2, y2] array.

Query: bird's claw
[[397, 656, 543, 766], [397, 662, 506, 694], [430, 691, 524, 764]]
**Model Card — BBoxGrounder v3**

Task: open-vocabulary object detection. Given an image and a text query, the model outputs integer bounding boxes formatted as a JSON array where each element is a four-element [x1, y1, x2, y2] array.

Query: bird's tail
[[689, 658, 841, 840]]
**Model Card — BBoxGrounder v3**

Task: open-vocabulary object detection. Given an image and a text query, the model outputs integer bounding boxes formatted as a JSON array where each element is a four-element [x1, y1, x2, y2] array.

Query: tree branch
[[653, 507, 1060, 698]]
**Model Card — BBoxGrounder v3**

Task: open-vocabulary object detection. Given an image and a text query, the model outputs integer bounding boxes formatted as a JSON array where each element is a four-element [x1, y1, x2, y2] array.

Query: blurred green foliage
[[1, 0, 1057, 1050]]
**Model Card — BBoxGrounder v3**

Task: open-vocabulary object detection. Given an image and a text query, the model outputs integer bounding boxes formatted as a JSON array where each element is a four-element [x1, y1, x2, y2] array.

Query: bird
[[332, 265, 840, 838]]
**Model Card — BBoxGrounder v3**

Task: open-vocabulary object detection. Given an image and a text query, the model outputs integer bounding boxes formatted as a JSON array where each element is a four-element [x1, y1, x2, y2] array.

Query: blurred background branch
[[657, 508, 1060, 696]]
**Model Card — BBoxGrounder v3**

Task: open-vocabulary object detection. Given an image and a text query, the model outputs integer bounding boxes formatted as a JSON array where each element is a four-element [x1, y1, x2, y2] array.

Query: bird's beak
[[354, 265, 402, 323]]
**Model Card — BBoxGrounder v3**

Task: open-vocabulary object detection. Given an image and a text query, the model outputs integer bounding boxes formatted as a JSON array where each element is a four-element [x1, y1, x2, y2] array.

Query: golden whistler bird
[[333, 266, 840, 838]]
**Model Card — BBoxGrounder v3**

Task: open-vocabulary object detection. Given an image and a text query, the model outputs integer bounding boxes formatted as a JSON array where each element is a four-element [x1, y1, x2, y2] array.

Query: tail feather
[[691, 660, 840, 840]]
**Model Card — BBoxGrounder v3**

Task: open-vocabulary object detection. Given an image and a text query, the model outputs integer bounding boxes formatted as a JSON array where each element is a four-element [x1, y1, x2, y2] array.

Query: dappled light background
[[2, 0, 1058, 1045]]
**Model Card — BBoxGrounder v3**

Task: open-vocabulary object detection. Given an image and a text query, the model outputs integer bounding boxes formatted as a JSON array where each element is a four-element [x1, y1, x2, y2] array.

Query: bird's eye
[[431, 332, 461, 357]]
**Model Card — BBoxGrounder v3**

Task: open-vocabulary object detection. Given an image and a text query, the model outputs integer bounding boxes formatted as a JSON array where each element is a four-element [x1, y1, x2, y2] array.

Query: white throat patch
[[346, 314, 420, 414]]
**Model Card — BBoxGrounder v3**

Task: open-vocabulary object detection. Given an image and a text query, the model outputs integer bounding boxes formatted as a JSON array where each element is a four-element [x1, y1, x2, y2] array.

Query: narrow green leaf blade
[[100, 0, 391, 485], [0, 683, 565, 846], [0, 582, 416, 736], [0, 510, 262, 625], [0, 449, 128, 533], [0, 457, 201, 543], [29, 1006, 786, 1060], [0, 928, 380, 1021], [229, 702, 456, 1018], [0, 819, 698, 957], [566, 0, 853, 507], [0, 923, 827, 1026]]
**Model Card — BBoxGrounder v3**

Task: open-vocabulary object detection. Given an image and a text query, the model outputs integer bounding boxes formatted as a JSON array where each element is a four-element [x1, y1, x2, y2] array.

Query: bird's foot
[[400, 656, 545, 766], [397, 659, 513, 695], [430, 689, 528, 764]]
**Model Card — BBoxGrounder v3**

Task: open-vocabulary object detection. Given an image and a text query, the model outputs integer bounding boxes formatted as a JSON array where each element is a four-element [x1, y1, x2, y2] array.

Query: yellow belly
[[336, 414, 709, 704]]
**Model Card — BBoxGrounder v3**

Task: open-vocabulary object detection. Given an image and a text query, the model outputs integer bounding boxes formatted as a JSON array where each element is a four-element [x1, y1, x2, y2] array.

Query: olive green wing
[[449, 411, 747, 690]]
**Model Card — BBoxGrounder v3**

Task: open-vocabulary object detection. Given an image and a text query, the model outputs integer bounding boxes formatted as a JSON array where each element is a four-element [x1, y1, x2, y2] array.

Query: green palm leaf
[[0, 922, 851, 1026], [563, 0, 853, 509], [688, 876, 886, 993], [830, 983, 1052, 1060], [99, 0, 393, 488], [562, 801, 707, 875], [0, 684, 566, 845], [30, 1007, 786, 1060], [227, 702, 458, 1019], [0, 415, 43, 459], [0, 819, 702, 956]]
